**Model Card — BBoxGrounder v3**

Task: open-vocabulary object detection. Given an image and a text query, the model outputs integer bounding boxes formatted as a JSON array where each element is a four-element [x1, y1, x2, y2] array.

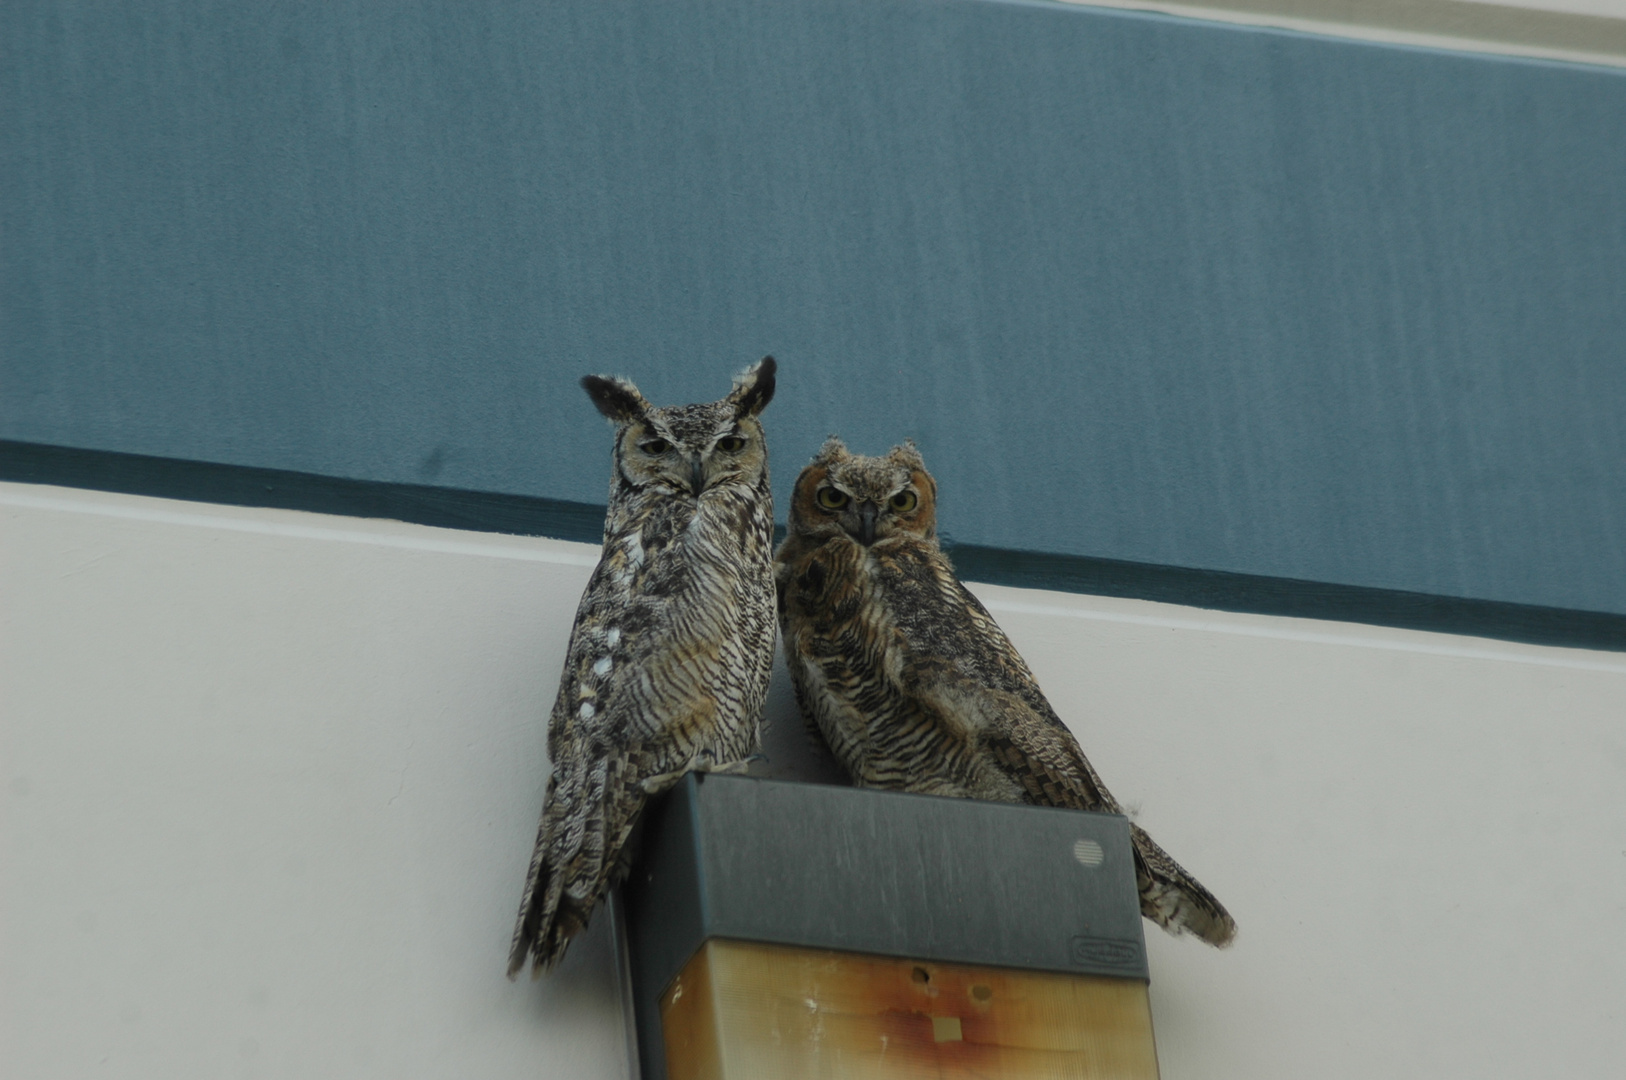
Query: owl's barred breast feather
[[508, 361, 777, 978], [776, 439, 1236, 948]]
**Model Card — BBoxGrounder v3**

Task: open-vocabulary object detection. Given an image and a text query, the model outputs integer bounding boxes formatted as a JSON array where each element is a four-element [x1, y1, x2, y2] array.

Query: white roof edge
[[1050, 0, 1626, 69]]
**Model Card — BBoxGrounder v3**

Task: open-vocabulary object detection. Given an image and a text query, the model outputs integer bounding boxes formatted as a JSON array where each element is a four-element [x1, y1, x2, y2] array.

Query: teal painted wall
[[5, 0, 1625, 612]]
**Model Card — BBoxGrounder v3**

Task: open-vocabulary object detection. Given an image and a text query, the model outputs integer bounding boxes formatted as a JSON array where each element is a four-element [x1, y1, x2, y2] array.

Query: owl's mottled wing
[[871, 543, 1237, 947], [508, 501, 745, 978], [867, 543, 1118, 810]]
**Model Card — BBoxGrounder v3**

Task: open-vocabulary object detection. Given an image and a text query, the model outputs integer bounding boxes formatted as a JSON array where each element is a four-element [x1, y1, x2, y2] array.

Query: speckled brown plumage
[[507, 359, 778, 978], [775, 438, 1236, 947]]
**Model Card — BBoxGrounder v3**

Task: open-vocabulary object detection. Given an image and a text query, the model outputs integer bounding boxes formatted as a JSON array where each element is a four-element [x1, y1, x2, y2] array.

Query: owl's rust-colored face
[[788, 437, 938, 547], [582, 358, 775, 498]]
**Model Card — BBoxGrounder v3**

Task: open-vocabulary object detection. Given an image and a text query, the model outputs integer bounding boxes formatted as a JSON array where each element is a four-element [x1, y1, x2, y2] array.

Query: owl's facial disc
[[789, 445, 937, 550], [598, 364, 773, 499], [614, 401, 768, 496], [689, 417, 765, 496], [840, 478, 933, 546], [812, 483, 909, 546], [854, 482, 922, 545]]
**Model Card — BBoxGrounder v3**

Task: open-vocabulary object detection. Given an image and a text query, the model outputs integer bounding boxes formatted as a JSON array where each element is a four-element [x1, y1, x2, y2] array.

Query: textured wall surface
[[5, 0, 1625, 611], [5, 483, 1625, 1078]]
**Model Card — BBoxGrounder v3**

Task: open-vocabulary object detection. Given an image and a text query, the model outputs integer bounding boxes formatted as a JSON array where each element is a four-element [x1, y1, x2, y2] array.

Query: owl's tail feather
[[506, 813, 556, 979], [506, 763, 648, 980], [1130, 823, 1237, 948]]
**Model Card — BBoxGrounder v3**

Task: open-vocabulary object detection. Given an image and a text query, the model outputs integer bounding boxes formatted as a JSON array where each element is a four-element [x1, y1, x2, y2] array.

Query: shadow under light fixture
[[624, 773, 1160, 1079]]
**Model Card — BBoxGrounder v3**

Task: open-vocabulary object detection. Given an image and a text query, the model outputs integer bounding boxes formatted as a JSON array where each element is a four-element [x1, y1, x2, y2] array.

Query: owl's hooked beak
[[689, 455, 707, 497], [856, 500, 879, 546]]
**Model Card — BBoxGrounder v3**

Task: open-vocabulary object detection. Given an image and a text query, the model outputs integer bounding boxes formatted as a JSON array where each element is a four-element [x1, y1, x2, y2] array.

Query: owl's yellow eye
[[717, 435, 746, 453], [639, 438, 671, 455], [890, 491, 918, 513], [816, 487, 849, 511]]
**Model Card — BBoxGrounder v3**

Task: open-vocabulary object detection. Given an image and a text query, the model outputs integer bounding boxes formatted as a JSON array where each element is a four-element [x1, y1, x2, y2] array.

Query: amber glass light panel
[[660, 939, 1159, 1079]]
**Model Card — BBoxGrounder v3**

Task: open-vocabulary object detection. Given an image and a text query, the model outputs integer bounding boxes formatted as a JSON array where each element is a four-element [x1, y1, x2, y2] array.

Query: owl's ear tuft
[[581, 376, 650, 422], [812, 435, 849, 464], [888, 440, 927, 472], [728, 356, 777, 417]]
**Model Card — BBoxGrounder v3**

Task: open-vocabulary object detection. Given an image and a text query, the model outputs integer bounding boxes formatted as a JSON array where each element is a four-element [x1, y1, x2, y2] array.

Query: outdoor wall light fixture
[[624, 774, 1160, 1079]]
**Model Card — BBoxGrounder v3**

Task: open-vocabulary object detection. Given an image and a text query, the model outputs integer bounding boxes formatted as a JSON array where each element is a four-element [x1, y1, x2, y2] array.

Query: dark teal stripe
[[7, 440, 1622, 653], [0, 439, 607, 544], [946, 545, 1626, 653]]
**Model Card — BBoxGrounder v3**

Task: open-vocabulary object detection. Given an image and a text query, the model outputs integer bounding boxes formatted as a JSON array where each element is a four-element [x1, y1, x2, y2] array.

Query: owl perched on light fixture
[[775, 437, 1236, 947], [508, 358, 779, 978]]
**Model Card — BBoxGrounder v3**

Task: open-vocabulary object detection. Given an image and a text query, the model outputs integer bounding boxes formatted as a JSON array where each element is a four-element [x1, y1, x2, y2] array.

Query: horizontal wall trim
[[5, 439, 1622, 655], [0, 439, 608, 545], [949, 546, 1626, 654]]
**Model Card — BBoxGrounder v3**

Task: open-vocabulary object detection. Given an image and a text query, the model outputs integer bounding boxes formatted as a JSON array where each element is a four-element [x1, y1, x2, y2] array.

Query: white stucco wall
[[3, 481, 1624, 1078]]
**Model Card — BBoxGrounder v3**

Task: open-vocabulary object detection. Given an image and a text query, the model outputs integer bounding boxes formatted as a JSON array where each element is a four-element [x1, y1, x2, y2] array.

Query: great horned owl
[[775, 437, 1236, 947], [507, 359, 779, 978]]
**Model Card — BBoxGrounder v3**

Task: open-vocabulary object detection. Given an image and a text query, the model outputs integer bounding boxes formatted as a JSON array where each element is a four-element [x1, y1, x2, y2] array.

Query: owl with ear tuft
[[775, 437, 1236, 947], [508, 358, 779, 978]]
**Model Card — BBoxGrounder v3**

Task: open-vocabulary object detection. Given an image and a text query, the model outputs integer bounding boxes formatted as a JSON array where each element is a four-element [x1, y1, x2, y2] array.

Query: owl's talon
[[637, 769, 688, 794], [697, 755, 758, 776]]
